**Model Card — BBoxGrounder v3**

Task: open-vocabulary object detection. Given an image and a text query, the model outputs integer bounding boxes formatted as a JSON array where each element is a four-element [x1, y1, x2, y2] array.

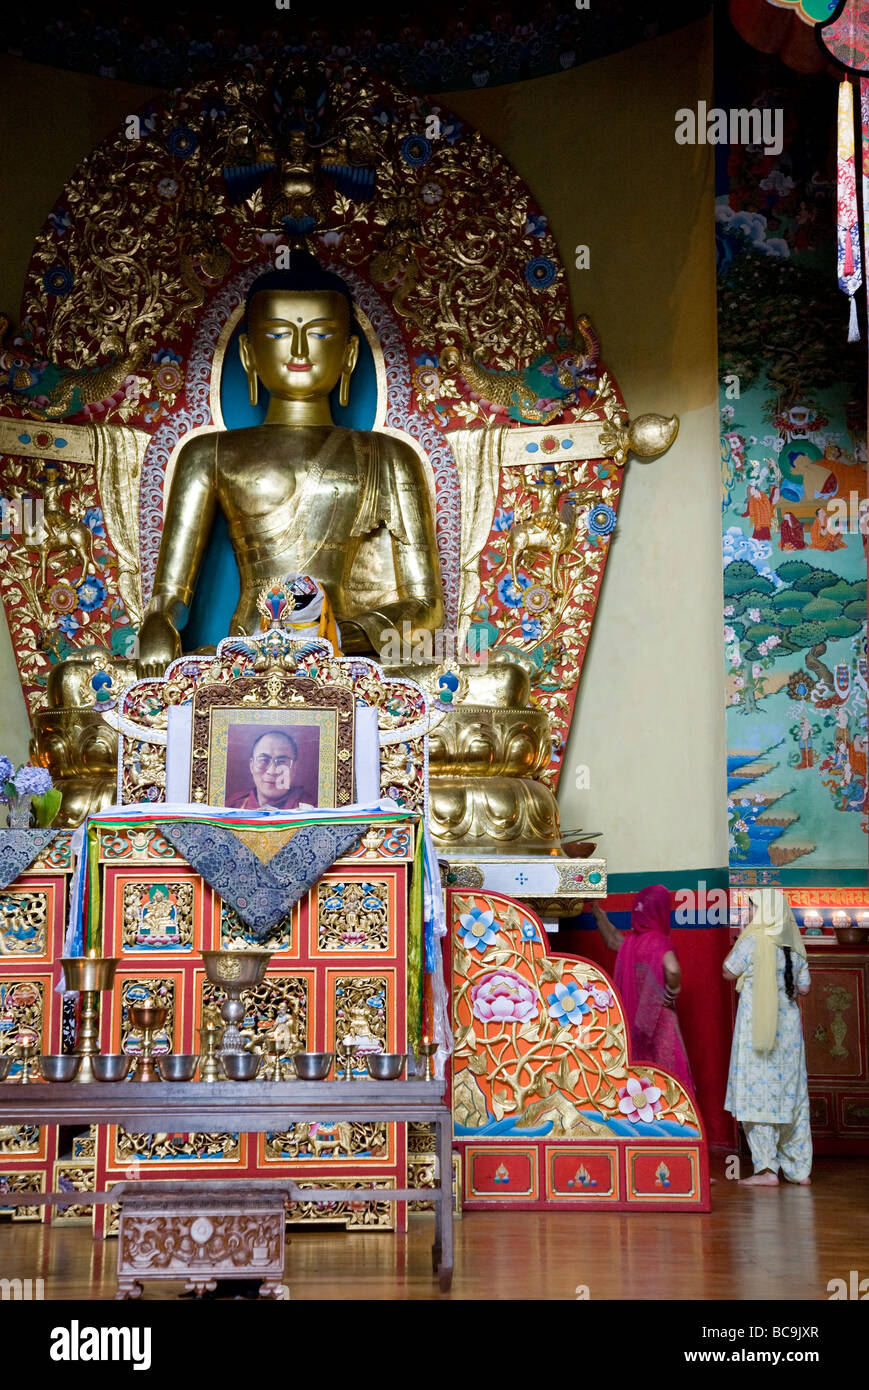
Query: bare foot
[[783, 1175, 811, 1185], [739, 1170, 780, 1186]]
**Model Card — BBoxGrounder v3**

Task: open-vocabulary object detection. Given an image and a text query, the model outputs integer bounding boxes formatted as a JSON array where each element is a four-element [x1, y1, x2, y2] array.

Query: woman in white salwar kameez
[[723, 888, 812, 1187]]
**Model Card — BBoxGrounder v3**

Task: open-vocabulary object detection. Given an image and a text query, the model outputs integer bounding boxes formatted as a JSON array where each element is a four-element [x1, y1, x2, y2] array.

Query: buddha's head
[[238, 251, 359, 412]]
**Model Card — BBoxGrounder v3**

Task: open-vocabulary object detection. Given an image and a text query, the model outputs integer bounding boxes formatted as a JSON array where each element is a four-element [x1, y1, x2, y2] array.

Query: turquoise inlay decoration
[[182, 318, 380, 651], [560, 438, 573, 448], [524, 442, 539, 453], [17, 434, 30, 444], [55, 438, 67, 447]]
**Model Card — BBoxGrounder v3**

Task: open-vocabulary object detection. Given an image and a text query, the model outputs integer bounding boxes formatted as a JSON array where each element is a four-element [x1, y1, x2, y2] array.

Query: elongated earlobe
[[339, 370, 351, 408], [247, 369, 259, 408]]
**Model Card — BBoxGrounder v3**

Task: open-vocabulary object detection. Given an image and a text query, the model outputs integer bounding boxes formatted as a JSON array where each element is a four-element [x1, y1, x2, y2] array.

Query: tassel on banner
[[848, 294, 860, 341]]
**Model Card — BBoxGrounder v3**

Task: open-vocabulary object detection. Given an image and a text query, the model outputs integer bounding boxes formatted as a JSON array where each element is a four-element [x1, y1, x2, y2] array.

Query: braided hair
[[783, 945, 796, 1002]]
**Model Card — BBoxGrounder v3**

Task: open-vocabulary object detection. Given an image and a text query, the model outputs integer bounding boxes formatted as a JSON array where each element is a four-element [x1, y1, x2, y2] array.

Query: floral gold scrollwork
[[334, 974, 389, 1079], [317, 880, 389, 951], [119, 977, 175, 1058], [286, 1179, 395, 1230], [53, 1162, 96, 1224], [0, 1172, 44, 1221], [0, 979, 45, 1059], [0, 1125, 40, 1155], [0, 890, 48, 957]]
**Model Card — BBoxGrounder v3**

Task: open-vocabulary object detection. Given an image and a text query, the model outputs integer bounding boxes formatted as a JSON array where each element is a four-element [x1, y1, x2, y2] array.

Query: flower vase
[[8, 796, 32, 829]]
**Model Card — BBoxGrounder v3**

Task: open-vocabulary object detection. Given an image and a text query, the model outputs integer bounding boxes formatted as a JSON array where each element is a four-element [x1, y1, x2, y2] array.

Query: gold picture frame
[[190, 675, 355, 808]]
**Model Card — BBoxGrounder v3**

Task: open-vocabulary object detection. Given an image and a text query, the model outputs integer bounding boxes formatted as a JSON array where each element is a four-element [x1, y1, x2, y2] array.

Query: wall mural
[[717, 49, 868, 879]]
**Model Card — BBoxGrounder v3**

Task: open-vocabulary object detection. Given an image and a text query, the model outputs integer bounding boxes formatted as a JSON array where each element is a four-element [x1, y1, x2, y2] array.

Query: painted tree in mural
[[717, 241, 864, 407]]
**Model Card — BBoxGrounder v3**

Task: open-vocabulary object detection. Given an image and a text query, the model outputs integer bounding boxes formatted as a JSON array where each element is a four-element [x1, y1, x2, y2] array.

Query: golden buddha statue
[[138, 253, 443, 669]]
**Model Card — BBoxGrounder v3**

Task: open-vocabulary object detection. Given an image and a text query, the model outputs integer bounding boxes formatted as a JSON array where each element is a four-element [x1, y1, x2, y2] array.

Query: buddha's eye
[[264, 330, 291, 339], [309, 331, 334, 340]]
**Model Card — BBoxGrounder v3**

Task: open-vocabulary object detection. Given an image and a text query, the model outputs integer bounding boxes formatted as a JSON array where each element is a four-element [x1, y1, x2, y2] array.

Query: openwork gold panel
[[0, 890, 48, 957], [0, 978, 45, 1056], [333, 975, 389, 1080], [264, 1119, 388, 1163], [53, 1161, 95, 1225], [203, 975, 309, 1058], [0, 1171, 44, 1221], [122, 882, 194, 951], [317, 880, 389, 952], [72, 1126, 96, 1159], [114, 1130, 240, 1165], [119, 977, 175, 1055], [0, 1124, 40, 1155], [220, 901, 293, 954], [286, 1179, 394, 1231]]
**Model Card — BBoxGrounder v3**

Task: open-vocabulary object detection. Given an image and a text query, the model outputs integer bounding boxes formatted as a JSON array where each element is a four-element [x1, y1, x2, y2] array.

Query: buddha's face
[[239, 289, 358, 401]]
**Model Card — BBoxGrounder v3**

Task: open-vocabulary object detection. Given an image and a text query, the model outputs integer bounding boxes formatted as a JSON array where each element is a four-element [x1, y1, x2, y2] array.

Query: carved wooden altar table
[[0, 1080, 454, 1293]]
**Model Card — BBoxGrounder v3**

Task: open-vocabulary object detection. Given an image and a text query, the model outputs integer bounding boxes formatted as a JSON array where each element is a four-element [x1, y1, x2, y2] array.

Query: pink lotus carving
[[471, 969, 539, 1024]]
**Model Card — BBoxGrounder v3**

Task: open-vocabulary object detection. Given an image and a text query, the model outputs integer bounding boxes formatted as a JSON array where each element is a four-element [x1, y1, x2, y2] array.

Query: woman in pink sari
[[591, 886, 694, 1094]]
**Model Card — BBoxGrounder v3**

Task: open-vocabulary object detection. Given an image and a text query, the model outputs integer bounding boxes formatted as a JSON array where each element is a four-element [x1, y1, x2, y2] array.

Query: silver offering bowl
[[221, 1052, 261, 1081], [365, 1053, 407, 1081], [40, 1055, 81, 1082], [156, 1054, 199, 1082], [293, 1051, 334, 1081], [91, 1054, 133, 1083], [0, 1056, 14, 1082], [201, 951, 273, 1055]]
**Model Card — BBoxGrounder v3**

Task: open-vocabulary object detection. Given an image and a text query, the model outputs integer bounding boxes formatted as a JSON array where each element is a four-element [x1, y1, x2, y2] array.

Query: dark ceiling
[[1, 0, 712, 92]]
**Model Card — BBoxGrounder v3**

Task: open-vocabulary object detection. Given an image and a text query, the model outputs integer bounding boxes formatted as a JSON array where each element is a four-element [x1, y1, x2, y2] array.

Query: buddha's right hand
[[136, 611, 182, 678]]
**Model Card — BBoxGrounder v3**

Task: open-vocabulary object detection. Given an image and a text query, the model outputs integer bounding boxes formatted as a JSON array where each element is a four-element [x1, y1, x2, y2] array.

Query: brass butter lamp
[[61, 953, 120, 1084]]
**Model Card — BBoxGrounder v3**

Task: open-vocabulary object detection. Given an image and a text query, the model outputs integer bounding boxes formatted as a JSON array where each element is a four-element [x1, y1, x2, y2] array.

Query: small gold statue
[[137, 251, 444, 669]]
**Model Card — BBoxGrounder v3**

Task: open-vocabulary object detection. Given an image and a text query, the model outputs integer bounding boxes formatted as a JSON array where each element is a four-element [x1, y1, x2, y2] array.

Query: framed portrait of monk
[[189, 674, 355, 809]]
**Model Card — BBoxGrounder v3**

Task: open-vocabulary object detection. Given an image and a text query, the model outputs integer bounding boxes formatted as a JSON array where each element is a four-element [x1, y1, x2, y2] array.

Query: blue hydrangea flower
[[587, 503, 617, 538], [457, 907, 499, 953], [43, 265, 74, 296], [547, 981, 591, 1026], [496, 573, 530, 609], [0, 756, 14, 785], [525, 257, 557, 289], [400, 135, 432, 167], [76, 576, 107, 611], [492, 508, 514, 532], [13, 765, 53, 797], [521, 615, 543, 641]]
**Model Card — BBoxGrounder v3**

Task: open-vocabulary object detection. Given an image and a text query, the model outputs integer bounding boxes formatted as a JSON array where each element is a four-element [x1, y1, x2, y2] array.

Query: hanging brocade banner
[[838, 77, 863, 341]]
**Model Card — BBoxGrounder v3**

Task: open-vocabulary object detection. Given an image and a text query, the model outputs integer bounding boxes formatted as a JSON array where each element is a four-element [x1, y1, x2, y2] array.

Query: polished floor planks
[[1, 1155, 866, 1300]]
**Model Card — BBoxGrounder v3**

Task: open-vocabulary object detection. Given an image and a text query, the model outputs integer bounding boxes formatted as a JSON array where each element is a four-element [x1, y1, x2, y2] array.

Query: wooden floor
[[3, 1154, 867, 1300]]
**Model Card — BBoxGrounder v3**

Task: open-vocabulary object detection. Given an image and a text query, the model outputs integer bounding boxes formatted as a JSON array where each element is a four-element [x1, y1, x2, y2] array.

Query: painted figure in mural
[[723, 889, 811, 1186], [778, 510, 806, 550], [796, 712, 814, 769], [742, 481, 778, 540], [810, 505, 846, 552], [136, 250, 444, 669], [591, 886, 694, 1095]]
